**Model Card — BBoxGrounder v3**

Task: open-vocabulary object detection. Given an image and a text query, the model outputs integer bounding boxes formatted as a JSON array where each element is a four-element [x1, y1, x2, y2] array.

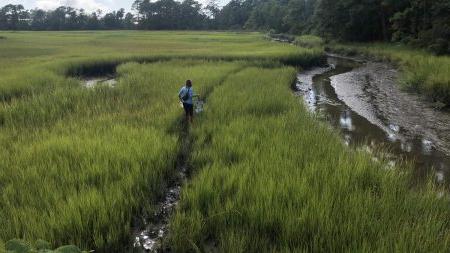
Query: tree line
[[210, 0, 448, 54], [0, 4, 134, 30], [0, 0, 448, 54]]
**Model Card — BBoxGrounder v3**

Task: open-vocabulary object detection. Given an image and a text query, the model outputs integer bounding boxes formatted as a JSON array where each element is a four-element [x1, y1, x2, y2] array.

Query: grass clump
[[295, 35, 325, 49], [169, 66, 450, 252], [329, 43, 450, 107]]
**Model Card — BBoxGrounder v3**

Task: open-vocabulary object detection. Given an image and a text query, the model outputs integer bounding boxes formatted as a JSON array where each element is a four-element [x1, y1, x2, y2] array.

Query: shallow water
[[83, 77, 117, 88], [132, 181, 184, 252], [296, 56, 450, 184]]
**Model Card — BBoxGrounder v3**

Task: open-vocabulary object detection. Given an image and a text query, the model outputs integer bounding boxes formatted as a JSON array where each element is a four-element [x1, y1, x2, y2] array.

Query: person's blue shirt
[[179, 86, 195, 105]]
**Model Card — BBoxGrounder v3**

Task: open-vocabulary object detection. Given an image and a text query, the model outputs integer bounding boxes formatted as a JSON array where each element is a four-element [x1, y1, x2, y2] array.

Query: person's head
[[186, 80, 192, 87]]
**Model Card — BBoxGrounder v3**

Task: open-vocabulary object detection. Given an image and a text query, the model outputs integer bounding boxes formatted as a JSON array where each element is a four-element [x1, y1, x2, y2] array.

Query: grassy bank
[[330, 43, 450, 108], [169, 65, 450, 252]]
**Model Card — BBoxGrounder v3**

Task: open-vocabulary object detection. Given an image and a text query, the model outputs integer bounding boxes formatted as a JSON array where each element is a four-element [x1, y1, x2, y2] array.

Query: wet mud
[[295, 56, 450, 184], [132, 122, 191, 253]]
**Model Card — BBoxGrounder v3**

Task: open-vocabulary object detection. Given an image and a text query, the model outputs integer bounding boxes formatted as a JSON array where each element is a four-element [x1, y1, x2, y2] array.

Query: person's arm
[[178, 88, 184, 102]]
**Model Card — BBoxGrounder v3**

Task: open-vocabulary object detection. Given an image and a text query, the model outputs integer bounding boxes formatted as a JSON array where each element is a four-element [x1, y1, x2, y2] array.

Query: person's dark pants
[[183, 103, 194, 118]]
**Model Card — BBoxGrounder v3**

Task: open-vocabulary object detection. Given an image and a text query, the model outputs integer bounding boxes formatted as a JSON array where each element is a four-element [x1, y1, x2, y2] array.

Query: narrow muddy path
[[295, 55, 450, 185], [128, 67, 245, 253], [132, 122, 192, 252]]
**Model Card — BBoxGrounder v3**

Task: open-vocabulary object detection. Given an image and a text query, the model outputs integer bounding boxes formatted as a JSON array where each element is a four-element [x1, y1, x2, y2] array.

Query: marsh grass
[[0, 58, 246, 251], [2, 31, 321, 251], [170, 66, 450, 252], [329, 43, 450, 107], [0, 31, 324, 103], [1, 31, 449, 252], [295, 35, 325, 49]]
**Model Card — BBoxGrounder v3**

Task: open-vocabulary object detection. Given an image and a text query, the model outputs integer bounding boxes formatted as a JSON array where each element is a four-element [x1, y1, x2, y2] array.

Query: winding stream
[[295, 56, 450, 184]]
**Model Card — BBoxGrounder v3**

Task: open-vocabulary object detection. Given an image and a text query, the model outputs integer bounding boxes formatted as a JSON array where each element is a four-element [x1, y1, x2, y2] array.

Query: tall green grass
[[0, 31, 325, 251], [0, 59, 245, 251], [295, 35, 325, 49], [330, 43, 450, 107], [1, 31, 449, 252], [169, 66, 450, 252]]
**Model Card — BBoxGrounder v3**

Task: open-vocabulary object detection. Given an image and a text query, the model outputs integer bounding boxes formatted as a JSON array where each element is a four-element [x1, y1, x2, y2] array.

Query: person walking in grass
[[179, 80, 196, 124]]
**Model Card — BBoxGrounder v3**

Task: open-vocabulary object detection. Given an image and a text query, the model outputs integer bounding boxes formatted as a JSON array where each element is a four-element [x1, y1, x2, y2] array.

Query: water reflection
[[344, 134, 352, 146], [401, 141, 413, 153], [387, 132, 397, 142], [389, 124, 400, 133], [340, 110, 355, 131], [84, 77, 117, 88], [436, 171, 445, 183], [422, 139, 433, 154]]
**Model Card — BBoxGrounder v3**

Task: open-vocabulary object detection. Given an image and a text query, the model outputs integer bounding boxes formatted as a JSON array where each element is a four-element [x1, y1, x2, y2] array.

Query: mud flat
[[295, 56, 450, 184]]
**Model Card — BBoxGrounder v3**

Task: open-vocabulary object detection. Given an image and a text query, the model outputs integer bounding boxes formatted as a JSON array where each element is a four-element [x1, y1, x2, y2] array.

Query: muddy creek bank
[[295, 56, 450, 184]]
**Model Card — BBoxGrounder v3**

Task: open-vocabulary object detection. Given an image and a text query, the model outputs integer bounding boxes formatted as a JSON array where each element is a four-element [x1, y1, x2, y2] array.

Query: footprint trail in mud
[[131, 68, 246, 252], [132, 123, 191, 252]]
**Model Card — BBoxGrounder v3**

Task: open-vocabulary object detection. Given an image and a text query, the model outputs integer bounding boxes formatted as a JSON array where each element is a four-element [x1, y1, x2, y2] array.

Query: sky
[[0, 0, 228, 12]]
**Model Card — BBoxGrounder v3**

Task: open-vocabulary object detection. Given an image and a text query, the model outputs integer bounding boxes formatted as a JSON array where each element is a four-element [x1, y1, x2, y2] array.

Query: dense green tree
[[215, 0, 253, 29], [245, 0, 289, 32], [283, 0, 316, 34], [124, 12, 135, 29], [29, 9, 47, 30], [86, 11, 101, 30], [65, 7, 81, 29], [0, 5, 134, 30], [47, 7, 67, 30], [204, 0, 220, 28], [0, 4, 28, 30], [391, 0, 450, 54], [103, 8, 126, 29], [135, 0, 205, 29], [180, 0, 205, 29], [313, 0, 383, 41]]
